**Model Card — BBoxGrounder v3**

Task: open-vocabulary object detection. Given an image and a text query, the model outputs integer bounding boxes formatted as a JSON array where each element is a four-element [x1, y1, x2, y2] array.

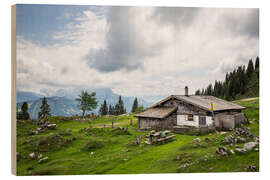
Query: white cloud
[[16, 7, 259, 97]]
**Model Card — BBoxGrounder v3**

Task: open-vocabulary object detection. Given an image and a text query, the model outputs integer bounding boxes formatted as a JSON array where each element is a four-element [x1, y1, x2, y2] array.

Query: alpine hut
[[135, 86, 246, 133]]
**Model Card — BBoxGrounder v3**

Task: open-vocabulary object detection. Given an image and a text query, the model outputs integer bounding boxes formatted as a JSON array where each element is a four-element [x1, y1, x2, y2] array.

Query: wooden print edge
[[11, 4, 17, 175]]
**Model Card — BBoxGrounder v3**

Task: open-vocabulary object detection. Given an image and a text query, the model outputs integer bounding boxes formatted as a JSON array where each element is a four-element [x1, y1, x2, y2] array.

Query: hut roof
[[149, 95, 245, 112], [135, 107, 177, 119]]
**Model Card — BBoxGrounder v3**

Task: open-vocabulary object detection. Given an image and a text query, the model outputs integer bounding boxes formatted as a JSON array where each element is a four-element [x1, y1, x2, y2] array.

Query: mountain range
[[16, 88, 164, 119]]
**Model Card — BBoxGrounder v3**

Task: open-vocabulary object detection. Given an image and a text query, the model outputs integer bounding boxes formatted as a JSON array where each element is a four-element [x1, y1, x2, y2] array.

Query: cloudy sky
[[16, 4, 259, 97]]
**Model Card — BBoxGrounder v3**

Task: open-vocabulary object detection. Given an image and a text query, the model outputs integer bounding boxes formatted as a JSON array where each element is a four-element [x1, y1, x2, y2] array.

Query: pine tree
[[38, 97, 51, 119], [113, 96, 126, 115], [195, 89, 200, 95], [246, 59, 254, 78], [99, 103, 104, 115], [206, 84, 213, 95], [21, 102, 30, 120], [131, 97, 138, 113], [255, 56, 259, 79], [103, 100, 108, 115], [98, 100, 108, 115], [108, 105, 113, 115], [255, 56, 259, 69]]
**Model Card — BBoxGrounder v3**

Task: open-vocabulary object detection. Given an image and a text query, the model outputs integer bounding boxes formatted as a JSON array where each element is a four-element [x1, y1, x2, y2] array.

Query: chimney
[[185, 86, 188, 96]]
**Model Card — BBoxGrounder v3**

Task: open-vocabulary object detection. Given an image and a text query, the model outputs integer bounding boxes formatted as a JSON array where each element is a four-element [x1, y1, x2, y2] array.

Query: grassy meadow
[[16, 98, 259, 175]]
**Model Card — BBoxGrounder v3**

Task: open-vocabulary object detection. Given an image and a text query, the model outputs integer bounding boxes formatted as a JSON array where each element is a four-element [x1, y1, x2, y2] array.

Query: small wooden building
[[136, 87, 246, 132]]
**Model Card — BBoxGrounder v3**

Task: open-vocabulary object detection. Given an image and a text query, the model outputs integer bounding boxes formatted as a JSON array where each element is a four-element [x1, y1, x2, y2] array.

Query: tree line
[[99, 96, 144, 116], [17, 90, 145, 120], [99, 96, 126, 116], [195, 56, 259, 100]]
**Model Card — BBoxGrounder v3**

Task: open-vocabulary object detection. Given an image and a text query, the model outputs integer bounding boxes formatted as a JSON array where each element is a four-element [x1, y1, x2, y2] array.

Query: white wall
[[177, 115, 213, 127], [206, 116, 213, 126]]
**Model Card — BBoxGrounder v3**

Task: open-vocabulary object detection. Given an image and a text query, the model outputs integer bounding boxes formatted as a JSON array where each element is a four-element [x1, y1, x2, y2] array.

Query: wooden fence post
[[112, 118, 114, 128]]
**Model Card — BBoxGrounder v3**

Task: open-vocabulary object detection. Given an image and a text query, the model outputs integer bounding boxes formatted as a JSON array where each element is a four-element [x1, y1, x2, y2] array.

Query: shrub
[[82, 138, 105, 151], [84, 128, 108, 136], [111, 128, 131, 136], [35, 134, 64, 152]]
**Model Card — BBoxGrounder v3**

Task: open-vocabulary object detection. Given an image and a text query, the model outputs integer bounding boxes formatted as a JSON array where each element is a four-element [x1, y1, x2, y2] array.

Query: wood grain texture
[[11, 4, 17, 175]]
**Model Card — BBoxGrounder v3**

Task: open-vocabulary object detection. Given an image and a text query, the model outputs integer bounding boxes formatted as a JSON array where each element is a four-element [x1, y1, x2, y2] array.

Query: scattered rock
[[38, 156, 48, 163], [37, 128, 42, 132], [254, 148, 259, 152], [245, 165, 257, 172], [235, 148, 247, 154], [65, 137, 76, 143], [179, 163, 191, 169], [220, 131, 228, 135], [47, 123, 57, 130], [49, 132, 55, 136], [230, 149, 235, 155], [29, 152, 35, 159], [238, 137, 246, 143], [90, 152, 94, 155], [216, 146, 227, 156], [204, 137, 212, 142], [244, 142, 257, 151], [222, 127, 258, 145], [193, 138, 201, 143], [254, 137, 259, 143], [65, 128, 72, 133], [38, 154, 43, 159]]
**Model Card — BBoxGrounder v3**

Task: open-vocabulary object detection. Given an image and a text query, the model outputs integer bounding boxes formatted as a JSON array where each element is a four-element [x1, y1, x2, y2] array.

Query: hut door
[[199, 116, 206, 126]]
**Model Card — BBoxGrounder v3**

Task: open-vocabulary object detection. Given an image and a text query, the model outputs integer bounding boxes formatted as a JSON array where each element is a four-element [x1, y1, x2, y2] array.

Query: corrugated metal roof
[[135, 107, 177, 119], [149, 95, 245, 112]]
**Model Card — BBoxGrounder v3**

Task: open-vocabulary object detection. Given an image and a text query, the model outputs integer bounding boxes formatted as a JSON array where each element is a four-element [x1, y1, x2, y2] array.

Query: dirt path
[[237, 97, 259, 102], [94, 120, 135, 128]]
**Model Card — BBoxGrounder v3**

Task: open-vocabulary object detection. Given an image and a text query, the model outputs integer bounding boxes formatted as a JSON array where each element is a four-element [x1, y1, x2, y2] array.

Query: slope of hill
[[16, 91, 43, 103], [16, 89, 151, 119], [16, 98, 259, 175]]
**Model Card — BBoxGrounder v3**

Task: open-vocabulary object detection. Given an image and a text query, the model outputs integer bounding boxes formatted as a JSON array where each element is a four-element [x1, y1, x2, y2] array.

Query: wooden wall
[[139, 113, 177, 130], [162, 99, 207, 115]]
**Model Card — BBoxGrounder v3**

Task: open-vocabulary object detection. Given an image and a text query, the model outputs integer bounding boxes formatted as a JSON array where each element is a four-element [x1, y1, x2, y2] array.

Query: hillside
[[16, 89, 151, 119], [16, 98, 259, 175], [196, 57, 259, 101]]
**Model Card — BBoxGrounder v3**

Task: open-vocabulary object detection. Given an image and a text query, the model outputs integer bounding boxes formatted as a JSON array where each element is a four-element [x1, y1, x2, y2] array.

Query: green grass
[[16, 98, 259, 175]]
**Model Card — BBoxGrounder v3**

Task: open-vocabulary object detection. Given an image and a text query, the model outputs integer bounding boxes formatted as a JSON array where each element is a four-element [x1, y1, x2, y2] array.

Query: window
[[199, 116, 206, 125], [187, 114, 194, 121]]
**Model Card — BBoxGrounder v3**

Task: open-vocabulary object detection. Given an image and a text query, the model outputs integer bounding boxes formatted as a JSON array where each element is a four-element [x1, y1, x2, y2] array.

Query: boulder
[[238, 137, 246, 143], [216, 146, 227, 156], [204, 137, 212, 142], [235, 148, 246, 154], [29, 152, 35, 159], [193, 138, 201, 143], [179, 163, 191, 169], [254, 137, 259, 143], [245, 165, 257, 172], [38, 156, 48, 163], [244, 142, 257, 151], [65, 128, 72, 133], [47, 124, 57, 130], [38, 154, 43, 159]]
